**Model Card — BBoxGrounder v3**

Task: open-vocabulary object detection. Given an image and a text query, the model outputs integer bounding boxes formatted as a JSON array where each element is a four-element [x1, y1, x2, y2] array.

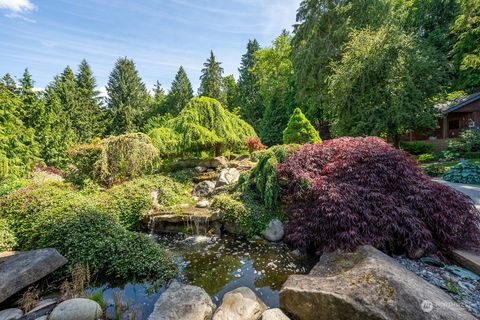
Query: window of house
[[449, 119, 460, 130]]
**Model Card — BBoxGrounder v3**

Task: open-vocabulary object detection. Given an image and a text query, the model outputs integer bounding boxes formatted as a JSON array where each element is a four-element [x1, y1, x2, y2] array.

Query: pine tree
[[76, 60, 105, 141], [238, 39, 262, 129], [199, 50, 225, 103], [164, 66, 193, 116], [150, 81, 166, 115], [259, 94, 290, 146], [106, 57, 150, 134], [36, 88, 76, 167], [283, 107, 321, 144], [223, 75, 238, 111], [1, 74, 17, 93], [18, 69, 40, 128]]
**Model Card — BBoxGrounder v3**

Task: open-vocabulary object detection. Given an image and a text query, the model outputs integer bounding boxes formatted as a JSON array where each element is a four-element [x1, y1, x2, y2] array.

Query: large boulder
[[198, 157, 228, 169], [148, 281, 215, 320], [193, 181, 216, 197], [49, 298, 102, 320], [0, 309, 23, 320], [280, 245, 476, 320], [0, 249, 67, 303], [215, 168, 240, 188], [213, 287, 267, 320], [262, 219, 284, 242], [261, 308, 290, 320]]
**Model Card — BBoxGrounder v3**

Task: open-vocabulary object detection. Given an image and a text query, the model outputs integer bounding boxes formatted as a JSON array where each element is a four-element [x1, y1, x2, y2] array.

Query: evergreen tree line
[[1, 0, 479, 175]]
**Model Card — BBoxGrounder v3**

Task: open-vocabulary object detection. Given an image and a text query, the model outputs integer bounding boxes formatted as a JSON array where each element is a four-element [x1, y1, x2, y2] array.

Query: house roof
[[435, 92, 480, 115]]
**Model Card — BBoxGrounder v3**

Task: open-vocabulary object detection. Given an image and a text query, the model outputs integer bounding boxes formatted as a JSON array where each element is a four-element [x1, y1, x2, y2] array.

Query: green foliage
[[242, 144, 299, 208], [283, 108, 321, 144], [254, 32, 296, 145], [329, 25, 444, 145], [423, 163, 449, 177], [238, 39, 263, 130], [0, 177, 177, 280], [417, 153, 435, 163], [211, 190, 282, 237], [223, 74, 238, 111], [0, 176, 28, 196], [67, 133, 159, 186], [161, 96, 257, 156], [199, 51, 226, 103], [106, 58, 150, 134], [96, 175, 192, 230], [400, 141, 434, 155], [163, 66, 193, 116], [465, 151, 480, 159], [0, 82, 40, 176], [0, 217, 16, 251], [443, 160, 480, 184], [451, 0, 480, 92], [148, 127, 180, 158], [448, 129, 480, 156]]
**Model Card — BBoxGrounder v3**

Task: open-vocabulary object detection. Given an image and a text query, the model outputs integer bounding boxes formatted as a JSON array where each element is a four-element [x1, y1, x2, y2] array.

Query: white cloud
[[0, 0, 36, 21]]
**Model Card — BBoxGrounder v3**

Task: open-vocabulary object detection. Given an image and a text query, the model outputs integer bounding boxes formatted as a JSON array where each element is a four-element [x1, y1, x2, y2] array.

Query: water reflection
[[87, 234, 316, 319]]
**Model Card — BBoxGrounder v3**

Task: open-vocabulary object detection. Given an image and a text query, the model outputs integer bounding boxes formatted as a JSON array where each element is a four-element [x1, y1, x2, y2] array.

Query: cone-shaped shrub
[[282, 108, 321, 144], [277, 137, 480, 256]]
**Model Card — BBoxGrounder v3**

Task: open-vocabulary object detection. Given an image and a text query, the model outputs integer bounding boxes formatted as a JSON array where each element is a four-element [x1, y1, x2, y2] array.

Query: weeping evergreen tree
[[76, 60, 105, 141], [151, 97, 256, 157], [106, 57, 150, 135], [164, 66, 193, 116], [198, 51, 226, 103], [238, 39, 262, 129]]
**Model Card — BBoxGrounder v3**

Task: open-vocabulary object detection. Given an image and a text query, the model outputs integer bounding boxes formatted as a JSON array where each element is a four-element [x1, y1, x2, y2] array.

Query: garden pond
[[86, 234, 317, 319]]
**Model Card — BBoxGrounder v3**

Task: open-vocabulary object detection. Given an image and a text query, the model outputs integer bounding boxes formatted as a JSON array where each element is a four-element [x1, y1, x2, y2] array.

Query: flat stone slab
[[451, 250, 480, 276], [0, 249, 67, 303]]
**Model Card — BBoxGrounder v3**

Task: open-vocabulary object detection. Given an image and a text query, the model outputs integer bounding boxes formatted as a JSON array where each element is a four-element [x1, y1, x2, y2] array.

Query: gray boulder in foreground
[[49, 298, 102, 320], [0, 249, 67, 303], [0, 308, 23, 320], [148, 281, 215, 320], [213, 286, 267, 320], [216, 168, 240, 188], [280, 245, 476, 320]]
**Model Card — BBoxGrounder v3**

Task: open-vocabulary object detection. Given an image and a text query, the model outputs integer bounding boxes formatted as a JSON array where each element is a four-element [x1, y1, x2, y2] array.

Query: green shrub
[[443, 161, 480, 184], [244, 144, 299, 208], [148, 127, 180, 158], [0, 176, 28, 196], [465, 151, 480, 159], [441, 150, 460, 161], [423, 164, 449, 177], [0, 218, 16, 251], [67, 133, 159, 186], [400, 141, 433, 155], [0, 179, 177, 280], [211, 190, 282, 237], [283, 108, 321, 145], [448, 129, 480, 156], [417, 153, 434, 163], [96, 175, 192, 230]]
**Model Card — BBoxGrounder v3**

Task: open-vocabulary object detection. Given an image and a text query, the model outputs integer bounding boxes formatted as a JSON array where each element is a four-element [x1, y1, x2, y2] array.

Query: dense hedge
[[278, 137, 480, 256], [0, 176, 178, 280], [283, 108, 321, 144]]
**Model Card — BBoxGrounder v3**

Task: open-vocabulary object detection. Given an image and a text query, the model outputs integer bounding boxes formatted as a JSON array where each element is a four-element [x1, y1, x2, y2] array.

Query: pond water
[[87, 234, 316, 319]]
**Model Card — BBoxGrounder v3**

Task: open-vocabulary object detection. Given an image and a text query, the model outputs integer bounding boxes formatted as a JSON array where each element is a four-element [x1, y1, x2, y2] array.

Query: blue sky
[[0, 0, 300, 94]]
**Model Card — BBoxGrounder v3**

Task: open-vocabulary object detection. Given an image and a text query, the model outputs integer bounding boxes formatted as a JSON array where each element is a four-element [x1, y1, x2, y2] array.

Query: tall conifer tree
[[106, 57, 150, 134], [199, 50, 225, 103], [164, 66, 193, 116]]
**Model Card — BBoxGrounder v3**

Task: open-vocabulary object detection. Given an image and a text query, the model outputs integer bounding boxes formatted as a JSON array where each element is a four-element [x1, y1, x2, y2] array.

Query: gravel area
[[395, 255, 480, 318]]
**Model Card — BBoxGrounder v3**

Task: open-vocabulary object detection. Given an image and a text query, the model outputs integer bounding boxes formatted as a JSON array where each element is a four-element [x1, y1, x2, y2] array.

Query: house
[[412, 92, 480, 141]]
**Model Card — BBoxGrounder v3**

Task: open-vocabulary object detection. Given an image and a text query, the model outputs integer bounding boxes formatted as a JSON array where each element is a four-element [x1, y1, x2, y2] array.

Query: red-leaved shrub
[[277, 137, 480, 256], [245, 137, 266, 154]]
